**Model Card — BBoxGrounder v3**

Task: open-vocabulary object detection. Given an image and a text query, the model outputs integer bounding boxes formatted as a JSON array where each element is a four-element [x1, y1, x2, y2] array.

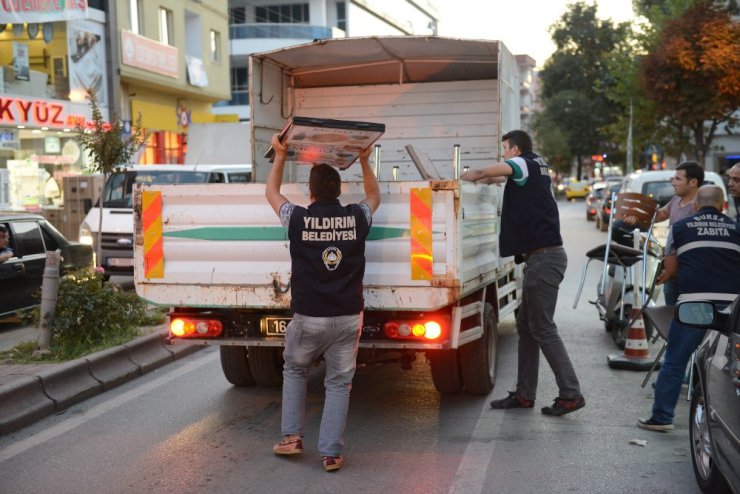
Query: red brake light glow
[[170, 317, 223, 338], [384, 319, 444, 341]]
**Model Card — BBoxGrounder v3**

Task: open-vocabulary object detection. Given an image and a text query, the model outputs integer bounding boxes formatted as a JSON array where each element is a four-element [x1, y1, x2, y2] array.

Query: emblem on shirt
[[322, 246, 342, 271]]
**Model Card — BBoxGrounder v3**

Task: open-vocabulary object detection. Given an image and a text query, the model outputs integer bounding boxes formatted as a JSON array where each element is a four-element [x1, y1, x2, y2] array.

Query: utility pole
[[626, 100, 634, 174]]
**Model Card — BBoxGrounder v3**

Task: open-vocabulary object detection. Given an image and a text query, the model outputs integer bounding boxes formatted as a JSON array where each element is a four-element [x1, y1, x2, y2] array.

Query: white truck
[[133, 36, 523, 394]]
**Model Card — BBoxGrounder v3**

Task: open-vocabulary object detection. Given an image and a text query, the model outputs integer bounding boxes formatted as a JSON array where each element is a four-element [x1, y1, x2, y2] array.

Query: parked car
[[565, 177, 590, 200], [585, 181, 608, 220], [0, 212, 94, 318], [677, 297, 740, 494], [586, 177, 623, 221], [595, 182, 623, 231]]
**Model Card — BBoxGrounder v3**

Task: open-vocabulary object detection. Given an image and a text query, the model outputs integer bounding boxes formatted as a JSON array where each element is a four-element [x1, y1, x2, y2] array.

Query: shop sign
[[67, 19, 108, 106], [185, 56, 208, 88], [121, 30, 178, 79], [0, 95, 87, 129], [0, 128, 19, 149], [0, 0, 88, 23]]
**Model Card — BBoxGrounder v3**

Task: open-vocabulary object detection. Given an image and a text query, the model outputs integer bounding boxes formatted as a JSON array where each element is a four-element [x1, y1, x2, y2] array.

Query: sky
[[437, 0, 639, 68]]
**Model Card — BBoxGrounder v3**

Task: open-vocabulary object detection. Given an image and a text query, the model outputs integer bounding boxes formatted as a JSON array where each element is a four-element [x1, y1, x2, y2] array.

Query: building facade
[[0, 0, 232, 213], [112, 0, 231, 164], [0, 0, 109, 210], [215, 0, 440, 121]]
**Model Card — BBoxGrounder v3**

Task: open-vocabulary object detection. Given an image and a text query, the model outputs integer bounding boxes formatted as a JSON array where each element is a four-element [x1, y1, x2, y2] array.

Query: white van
[[619, 169, 729, 244], [79, 164, 252, 279]]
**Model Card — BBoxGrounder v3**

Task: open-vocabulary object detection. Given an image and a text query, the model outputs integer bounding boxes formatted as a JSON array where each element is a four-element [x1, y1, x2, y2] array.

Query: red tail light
[[384, 319, 444, 341], [170, 317, 223, 338]]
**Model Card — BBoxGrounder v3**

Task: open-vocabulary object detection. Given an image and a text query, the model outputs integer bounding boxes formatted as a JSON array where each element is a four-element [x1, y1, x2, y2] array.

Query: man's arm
[[460, 162, 513, 183], [359, 146, 381, 214], [656, 254, 677, 285], [265, 134, 290, 216], [0, 251, 12, 264]]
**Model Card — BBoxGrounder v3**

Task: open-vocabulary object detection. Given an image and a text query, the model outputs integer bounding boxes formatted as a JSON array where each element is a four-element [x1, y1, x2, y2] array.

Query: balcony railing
[[230, 23, 333, 40]]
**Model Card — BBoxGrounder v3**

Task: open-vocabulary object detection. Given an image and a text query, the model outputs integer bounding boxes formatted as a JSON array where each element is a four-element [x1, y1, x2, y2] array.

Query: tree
[[538, 2, 631, 178], [75, 89, 146, 268], [640, 1, 740, 164]]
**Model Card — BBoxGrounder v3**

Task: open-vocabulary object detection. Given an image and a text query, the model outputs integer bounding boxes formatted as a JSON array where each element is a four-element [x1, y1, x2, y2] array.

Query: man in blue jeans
[[461, 130, 584, 416], [639, 185, 740, 431], [266, 134, 380, 471]]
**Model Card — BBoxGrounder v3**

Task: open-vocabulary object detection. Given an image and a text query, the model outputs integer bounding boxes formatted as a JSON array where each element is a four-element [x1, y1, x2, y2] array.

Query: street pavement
[[0, 319, 201, 436]]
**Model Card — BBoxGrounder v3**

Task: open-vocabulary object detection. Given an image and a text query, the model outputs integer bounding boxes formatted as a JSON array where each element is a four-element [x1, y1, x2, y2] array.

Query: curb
[[0, 375, 55, 436], [0, 329, 202, 436]]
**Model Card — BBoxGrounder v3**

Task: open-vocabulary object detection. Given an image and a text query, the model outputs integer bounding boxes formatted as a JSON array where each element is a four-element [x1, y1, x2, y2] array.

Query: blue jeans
[[662, 280, 679, 306], [651, 319, 706, 424], [280, 312, 362, 457], [516, 247, 582, 400]]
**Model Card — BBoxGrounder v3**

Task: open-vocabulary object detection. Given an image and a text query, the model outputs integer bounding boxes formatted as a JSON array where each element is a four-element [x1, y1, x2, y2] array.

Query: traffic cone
[[607, 308, 659, 371]]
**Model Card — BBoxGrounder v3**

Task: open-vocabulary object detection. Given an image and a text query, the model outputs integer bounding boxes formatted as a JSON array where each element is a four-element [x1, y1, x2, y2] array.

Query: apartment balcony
[[230, 23, 336, 40], [229, 23, 346, 58]]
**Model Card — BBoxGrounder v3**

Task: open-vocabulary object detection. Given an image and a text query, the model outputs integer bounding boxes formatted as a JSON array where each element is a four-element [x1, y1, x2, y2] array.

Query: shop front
[[0, 1, 109, 211]]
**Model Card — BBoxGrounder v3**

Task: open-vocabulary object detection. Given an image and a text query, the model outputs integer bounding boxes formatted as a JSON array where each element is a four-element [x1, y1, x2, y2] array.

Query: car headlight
[[79, 222, 94, 245]]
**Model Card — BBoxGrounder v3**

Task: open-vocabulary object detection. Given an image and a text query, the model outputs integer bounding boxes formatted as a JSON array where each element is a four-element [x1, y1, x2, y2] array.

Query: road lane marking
[[447, 397, 506, 494], [0, 351, 218, 463]]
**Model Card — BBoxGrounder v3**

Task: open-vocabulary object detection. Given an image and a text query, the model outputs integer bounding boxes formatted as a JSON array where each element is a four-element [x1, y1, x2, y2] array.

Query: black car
[[595, 182, 623, 231], [677, 297, 740, 493], [0, 213, 94, 318]]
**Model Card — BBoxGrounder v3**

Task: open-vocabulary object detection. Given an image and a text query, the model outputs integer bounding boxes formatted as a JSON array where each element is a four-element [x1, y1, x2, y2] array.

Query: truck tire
[[428, 350, 462, 394], [248, 346, 284, 387], [460, 303, 498, 394], [220, 346, 256, 386]]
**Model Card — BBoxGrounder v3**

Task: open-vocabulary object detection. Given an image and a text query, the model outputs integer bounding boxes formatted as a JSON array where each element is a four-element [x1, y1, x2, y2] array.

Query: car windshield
[[102, 170, 210, 208]]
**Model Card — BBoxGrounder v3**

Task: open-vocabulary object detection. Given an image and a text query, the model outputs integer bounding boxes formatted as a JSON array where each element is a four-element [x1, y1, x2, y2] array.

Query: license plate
[[108, 257, 134, 267], [264, 317, 291, 336]]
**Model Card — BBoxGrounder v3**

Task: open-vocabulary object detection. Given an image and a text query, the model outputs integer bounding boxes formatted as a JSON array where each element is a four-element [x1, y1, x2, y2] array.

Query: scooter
[[574, 200, 663, 350], [597, 224, 661, 348]]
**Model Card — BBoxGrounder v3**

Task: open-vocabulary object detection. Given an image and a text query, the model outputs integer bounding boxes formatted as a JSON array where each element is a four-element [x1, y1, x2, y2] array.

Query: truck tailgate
[[134, 181, 503, 311]]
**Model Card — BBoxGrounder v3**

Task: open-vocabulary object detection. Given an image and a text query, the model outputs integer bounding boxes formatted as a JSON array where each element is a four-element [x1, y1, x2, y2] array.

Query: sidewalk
[[0, 323, 202, 436]]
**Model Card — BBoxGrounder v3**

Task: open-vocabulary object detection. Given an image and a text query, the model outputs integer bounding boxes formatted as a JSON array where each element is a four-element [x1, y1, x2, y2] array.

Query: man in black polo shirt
[[461, 130, 584, 416], [639, 185, 740, 431], [266, 134, 380, 471]]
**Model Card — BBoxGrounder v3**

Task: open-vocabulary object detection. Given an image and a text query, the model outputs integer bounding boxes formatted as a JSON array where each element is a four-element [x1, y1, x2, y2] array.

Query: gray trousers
[[515, 247, 582, 401]]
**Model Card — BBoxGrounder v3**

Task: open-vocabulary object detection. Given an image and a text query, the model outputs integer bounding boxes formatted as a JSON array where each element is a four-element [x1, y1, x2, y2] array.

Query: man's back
[[672, 207, 740, 303]]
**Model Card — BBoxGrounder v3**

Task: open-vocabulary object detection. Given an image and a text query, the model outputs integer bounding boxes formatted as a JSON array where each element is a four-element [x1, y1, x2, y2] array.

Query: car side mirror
[[676, 301, 716, 327]]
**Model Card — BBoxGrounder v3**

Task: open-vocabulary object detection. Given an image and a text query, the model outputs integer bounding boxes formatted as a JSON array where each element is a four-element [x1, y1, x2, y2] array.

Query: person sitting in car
[[0, 225, 14, 263]]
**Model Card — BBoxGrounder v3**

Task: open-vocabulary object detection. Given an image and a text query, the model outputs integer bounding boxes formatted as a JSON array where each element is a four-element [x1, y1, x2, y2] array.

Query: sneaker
[[322, 455, 344, 472], [490, 391, 534, 409], [541, 395, 586, 416], [637, 418, 674, 432], [273, 436, 304, 455]]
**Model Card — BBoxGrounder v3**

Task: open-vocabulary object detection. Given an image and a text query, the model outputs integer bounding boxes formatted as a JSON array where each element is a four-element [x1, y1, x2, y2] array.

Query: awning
[[251, 36, 502, 88]]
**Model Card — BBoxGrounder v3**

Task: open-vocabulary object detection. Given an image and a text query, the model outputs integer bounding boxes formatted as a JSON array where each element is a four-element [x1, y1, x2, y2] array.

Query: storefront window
[[140, 131, 185, 164]]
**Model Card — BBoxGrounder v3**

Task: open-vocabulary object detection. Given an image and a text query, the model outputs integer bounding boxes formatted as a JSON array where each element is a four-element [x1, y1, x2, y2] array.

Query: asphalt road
[[0, 199, 702, 494]]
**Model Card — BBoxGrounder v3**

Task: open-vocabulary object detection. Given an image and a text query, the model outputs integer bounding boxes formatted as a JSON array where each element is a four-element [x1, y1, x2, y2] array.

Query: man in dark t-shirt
[[266, 133, 380, 472], [461, 130, 584, 417]]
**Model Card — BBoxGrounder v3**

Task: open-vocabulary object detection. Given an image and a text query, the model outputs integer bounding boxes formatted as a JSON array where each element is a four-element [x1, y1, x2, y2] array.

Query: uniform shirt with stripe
[[670, 206, 740, 304], [499, 152, 562, 257]]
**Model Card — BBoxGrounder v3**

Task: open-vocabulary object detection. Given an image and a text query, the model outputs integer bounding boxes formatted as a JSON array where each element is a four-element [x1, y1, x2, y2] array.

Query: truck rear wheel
[[460, 303, 498, 394], [220, 346, 256, 386], [428, 350, 462, 394], [248, 346, 284, 387]]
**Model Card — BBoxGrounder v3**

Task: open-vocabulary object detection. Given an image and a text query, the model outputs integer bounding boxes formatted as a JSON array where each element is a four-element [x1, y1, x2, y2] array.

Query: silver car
[[677, 297, 740, 493]]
